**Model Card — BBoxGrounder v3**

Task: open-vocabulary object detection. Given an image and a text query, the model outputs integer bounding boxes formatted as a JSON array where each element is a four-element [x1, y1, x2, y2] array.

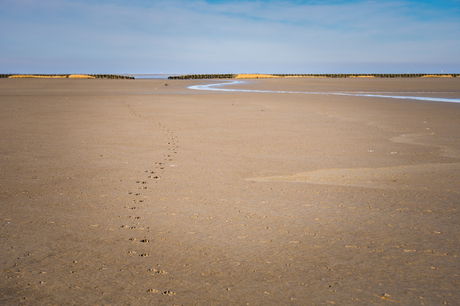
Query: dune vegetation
[[235, 74, 278, 79], [68, 74, 95, 79], [8, 75, 67, 78], [421, 74, 453, 78]]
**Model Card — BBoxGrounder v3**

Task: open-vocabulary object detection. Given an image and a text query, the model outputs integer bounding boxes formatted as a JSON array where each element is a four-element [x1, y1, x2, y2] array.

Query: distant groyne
[[168, 73, 459, 80], [0, 74, 135, 79]]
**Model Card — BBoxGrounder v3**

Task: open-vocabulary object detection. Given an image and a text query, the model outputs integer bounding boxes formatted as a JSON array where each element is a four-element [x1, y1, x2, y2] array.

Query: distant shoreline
[[168, 73, 459, 80], [1, 73, 458, 80], [0, 74, 134, 79]]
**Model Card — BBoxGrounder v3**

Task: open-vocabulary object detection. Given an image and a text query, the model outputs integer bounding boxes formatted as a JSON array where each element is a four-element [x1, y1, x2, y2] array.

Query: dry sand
[[1, 77, 460, 305]]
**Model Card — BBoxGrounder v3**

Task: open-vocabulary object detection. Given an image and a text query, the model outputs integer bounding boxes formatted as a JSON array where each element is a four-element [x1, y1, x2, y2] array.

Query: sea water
[[188, 81, 460, 104]]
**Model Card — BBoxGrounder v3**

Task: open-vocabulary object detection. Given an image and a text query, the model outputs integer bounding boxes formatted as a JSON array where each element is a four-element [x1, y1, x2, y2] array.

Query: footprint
[[162, 290, 175, 296], [148, 268, 167, 274]]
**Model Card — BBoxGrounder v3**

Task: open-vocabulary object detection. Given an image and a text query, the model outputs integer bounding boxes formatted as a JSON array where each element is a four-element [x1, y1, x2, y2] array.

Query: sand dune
[[8, 75, 67, 78], [235, 74, 279, 79], [68, 74, 95, 78]]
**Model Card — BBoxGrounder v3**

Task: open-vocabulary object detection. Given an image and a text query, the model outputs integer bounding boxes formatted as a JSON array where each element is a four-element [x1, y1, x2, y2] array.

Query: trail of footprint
[[122, 100, 180, 297]]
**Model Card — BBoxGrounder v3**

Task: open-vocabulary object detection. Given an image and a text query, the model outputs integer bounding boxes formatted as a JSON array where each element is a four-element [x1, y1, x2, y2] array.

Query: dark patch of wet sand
[[1, 78, 459, 305]]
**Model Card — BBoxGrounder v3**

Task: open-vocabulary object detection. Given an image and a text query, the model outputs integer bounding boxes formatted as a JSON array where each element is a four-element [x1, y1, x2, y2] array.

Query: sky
[[1, 0, 459, 74]]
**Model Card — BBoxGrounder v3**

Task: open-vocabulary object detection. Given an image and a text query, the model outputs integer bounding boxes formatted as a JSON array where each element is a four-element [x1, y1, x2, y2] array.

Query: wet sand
[[1, 78, 459, 305]]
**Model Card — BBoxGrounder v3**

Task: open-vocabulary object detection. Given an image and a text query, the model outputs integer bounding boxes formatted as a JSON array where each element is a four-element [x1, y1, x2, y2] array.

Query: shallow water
[[189, 80, 460, 103]]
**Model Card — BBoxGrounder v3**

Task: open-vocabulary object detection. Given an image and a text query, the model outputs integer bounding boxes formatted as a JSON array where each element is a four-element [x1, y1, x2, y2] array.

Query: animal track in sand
[[162, 290, 176, 296], [120, 102, 181, 296], [148, 268, 167, 274], [128, 216, 142, 219], [121, 225, 148, 230], [149, 288, 177, 296], [127, 192, 141, 196]]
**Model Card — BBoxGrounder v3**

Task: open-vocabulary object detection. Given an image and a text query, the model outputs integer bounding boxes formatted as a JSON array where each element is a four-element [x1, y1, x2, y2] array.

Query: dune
[[8, 75, 67, 78], [422, 75, 453, 78], [68, 74, 95, 79], [235, 74, 279, 79]]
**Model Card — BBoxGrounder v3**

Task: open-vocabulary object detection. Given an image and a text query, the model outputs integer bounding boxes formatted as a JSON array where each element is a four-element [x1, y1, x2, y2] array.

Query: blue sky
[[1, 0, 459, 74]]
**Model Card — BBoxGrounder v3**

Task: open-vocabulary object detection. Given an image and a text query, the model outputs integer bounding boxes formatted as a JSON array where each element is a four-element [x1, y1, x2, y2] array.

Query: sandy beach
[[1, 77, 459, 305]]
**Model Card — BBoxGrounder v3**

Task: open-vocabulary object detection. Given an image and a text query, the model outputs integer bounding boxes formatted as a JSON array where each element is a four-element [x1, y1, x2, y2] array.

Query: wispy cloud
[[1, 0, 459, 73]]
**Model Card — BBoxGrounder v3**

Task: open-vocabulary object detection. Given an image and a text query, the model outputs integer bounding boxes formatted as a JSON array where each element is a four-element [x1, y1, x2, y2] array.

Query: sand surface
[[1, 78, 460, 305]]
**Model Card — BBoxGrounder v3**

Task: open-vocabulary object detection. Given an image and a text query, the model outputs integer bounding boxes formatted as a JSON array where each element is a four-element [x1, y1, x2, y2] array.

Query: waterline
[[188, 81, 460, 103]]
